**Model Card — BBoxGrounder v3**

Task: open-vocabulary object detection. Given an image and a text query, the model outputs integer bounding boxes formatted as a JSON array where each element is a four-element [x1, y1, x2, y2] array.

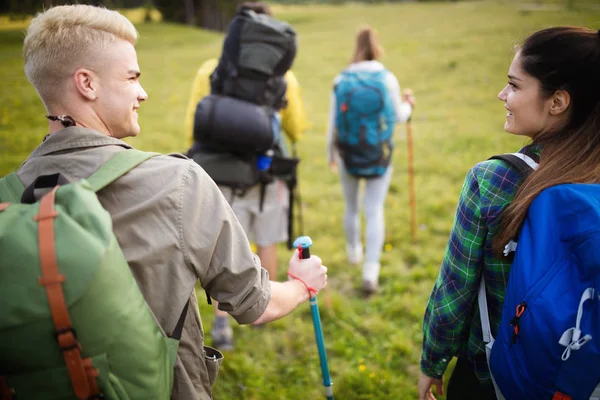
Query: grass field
[[1, 1, 599, 398]]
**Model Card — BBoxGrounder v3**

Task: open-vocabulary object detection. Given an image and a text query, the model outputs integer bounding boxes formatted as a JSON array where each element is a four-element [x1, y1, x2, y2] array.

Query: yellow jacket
[[184, 58, 308, 148]]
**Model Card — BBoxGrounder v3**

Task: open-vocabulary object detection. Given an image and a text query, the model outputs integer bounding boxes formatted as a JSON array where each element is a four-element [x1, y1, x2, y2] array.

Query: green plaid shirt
[[420, 145, 539, 382]]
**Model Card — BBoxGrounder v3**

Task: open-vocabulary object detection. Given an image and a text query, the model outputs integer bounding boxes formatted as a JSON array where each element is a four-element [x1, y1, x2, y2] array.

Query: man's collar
[[29, 126, 134, 158]]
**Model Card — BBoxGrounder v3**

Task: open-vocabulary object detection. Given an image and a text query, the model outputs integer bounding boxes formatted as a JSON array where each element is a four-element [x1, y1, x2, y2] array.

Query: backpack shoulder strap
[[477, 276, 508, 400], [86, 150, 160, 193], [375, 68, 389, 79], [489, 152, 539, 179], [0, 173, 26, 203]]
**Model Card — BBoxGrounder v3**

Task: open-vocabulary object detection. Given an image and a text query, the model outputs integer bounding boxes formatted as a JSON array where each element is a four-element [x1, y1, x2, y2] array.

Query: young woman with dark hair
[[419, 27, 600, 400]]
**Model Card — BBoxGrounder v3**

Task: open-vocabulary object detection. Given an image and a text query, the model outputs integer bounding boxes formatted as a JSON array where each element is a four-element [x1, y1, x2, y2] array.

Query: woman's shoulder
[[468, 150, 531, 200], [471, 157, 509, 177], [472, 146, 535, 176], [332, 73, 343, 86]]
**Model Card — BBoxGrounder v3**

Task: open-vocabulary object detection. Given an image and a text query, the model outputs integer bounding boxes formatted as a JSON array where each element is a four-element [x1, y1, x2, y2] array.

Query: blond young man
[[17, 5, 327, 399]]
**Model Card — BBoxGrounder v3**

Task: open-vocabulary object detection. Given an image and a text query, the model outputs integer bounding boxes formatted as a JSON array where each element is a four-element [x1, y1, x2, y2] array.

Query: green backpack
[[0, 150, 184, 400]]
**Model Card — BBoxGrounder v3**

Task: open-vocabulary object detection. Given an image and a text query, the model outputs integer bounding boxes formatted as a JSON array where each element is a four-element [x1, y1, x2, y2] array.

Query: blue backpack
[[480, 154, 600, 400], [334, 69, 396, 178]]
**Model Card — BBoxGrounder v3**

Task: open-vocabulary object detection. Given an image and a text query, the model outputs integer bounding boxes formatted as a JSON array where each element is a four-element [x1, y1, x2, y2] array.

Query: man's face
[[94, 40, 147, 139]]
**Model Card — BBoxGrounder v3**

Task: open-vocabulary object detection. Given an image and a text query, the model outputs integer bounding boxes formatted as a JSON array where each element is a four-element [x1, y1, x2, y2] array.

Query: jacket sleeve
[[385, 71, 412, 123], [280, 70, 308, 143], [420, 167, 485, 378], [184, 59, 218, 149], [180, 161, 271, 324]]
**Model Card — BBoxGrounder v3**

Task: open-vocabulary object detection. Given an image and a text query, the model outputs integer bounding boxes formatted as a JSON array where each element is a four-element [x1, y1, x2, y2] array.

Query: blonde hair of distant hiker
[[352, 25, 384, 63]]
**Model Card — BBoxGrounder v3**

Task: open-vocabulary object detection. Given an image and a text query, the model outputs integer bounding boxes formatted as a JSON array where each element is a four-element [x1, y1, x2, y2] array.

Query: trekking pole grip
[[294, 235, 312, 260]]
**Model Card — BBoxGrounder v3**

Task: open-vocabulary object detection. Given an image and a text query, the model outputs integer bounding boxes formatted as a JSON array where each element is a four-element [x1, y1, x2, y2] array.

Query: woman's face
[[497, 53, 555, 138]]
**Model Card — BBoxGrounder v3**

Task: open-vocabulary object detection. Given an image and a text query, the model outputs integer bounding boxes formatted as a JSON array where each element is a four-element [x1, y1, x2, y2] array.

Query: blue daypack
[[481, 154, 600, 400], [334, 69, 396, 178]]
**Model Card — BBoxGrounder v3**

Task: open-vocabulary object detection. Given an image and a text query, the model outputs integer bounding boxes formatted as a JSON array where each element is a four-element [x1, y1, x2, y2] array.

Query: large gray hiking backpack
[[209, 9, 297, 109]]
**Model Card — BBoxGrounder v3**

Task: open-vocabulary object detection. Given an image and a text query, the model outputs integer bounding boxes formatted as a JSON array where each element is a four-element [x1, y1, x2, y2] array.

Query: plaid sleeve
[[421, 167, 486, 378]]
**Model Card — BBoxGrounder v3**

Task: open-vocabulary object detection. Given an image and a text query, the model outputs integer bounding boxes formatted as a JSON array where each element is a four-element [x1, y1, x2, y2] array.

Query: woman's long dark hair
[[493, 27, 600, 256]]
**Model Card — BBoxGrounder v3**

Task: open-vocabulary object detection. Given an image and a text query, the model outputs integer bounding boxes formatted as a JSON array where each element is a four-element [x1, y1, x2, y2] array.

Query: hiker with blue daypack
[[0, 5, 327, 400], [419, 27, 600, 400], [326, 26, 415, 297]]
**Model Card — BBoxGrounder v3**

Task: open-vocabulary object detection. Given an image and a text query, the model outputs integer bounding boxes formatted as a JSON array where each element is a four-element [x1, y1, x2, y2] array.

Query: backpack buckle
[[503, 240, 518, 256], [55, 327, 79, 352]]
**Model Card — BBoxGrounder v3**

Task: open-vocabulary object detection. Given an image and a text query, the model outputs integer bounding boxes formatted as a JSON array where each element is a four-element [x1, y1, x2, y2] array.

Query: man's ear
[[549, 89, 570, 116], [74, 68, 98, 101]]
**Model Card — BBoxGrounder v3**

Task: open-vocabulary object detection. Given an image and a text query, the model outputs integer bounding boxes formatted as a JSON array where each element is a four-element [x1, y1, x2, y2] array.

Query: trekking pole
[[406, 116, 417, 243], [293, 236, 333, 400]]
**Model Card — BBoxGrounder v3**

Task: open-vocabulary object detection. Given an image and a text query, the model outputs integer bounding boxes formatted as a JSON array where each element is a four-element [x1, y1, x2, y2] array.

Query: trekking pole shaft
[[310, 296, 334, 400], [406, 118, 417, 243], [293, 237, 334, 400]]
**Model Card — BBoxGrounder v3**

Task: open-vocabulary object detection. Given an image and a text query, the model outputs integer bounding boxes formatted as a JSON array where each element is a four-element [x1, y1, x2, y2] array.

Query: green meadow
[[1, 1, 599, 398]]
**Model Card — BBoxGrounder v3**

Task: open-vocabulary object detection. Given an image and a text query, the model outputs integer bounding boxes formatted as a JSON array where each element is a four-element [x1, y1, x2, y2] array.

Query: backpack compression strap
[[36, 187, 101, 400]]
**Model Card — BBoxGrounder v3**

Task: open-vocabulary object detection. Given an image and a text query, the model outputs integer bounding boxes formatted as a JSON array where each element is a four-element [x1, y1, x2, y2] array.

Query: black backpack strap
[[259, 182, 267, 213], [490, 151, 540, 258], [287, 184, 294, 250], [489, 152, 539, 178], [171, 301, 190, 341], [257, 172, 274, 212], [21, 173, 71, 204]]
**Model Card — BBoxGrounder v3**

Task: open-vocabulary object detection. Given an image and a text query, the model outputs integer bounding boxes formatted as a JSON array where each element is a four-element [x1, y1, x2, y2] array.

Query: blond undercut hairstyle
[[23, 5, 138, 106]]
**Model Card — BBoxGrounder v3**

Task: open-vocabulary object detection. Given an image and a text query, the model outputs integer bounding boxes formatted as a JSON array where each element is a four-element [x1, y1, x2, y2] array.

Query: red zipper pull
[[510, 302, 528, 344]]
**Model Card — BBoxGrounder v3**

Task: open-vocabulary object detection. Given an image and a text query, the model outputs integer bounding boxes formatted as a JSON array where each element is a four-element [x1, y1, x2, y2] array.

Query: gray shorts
[[219, 180, 289, 247]]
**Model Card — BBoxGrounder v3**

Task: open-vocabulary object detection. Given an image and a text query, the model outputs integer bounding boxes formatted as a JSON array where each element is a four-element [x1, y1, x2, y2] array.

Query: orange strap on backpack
[[35, 187, 101, 399]]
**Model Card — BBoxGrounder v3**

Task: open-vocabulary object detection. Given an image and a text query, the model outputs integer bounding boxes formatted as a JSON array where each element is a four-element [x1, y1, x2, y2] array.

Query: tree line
[[2, 0, 476, 32], [1, 0, 238, 32]]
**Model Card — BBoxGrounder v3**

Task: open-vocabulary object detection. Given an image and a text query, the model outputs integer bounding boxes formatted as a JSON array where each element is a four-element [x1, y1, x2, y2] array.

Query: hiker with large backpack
[[0, 5, 327, 400], [419, 27, 600, 400], [185, 2, 307, 350], [326, 26, 415, 297]]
